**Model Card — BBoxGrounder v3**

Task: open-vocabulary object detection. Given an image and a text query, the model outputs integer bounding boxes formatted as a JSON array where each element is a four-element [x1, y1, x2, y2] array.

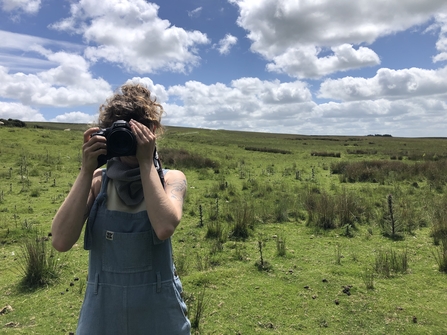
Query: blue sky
[[1, 0, 447, 137]]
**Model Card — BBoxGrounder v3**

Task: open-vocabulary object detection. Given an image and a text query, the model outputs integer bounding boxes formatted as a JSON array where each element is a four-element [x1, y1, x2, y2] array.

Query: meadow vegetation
[[1, 122, 447, 334]]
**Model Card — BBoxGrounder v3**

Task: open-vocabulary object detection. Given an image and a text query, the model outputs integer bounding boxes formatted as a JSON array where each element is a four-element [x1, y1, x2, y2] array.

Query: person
[[51, 83, 191, 334]]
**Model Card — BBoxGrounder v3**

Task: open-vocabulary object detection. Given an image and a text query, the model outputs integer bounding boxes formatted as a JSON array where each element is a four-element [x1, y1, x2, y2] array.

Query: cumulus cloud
[[216, 34, 238, 55], [0, 0, 41, 14], [230, 0, 447, 78], [50, 0, 210, 74], [157, 75, 447, 136], [0, 101, 45, 121], [313, 98, 447, 137], [0, 47, 112, 107], [318, 66, 447, 101], [165, 78, 314, 131], [267, 44, 380, 79], [432, 14, 447, 62], [50, 111, 97, 124]]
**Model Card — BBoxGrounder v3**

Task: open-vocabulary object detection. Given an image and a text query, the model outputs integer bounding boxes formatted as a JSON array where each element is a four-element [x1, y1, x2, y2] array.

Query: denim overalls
[[76, 170, 191, 335]]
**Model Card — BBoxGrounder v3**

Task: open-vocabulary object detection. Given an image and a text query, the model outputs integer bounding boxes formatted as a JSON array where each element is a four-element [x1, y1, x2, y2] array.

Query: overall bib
[[76, 170, 191, 335]]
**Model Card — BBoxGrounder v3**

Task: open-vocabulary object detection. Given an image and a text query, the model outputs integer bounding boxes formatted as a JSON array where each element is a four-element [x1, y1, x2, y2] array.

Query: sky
[[1, 0, 447, 137]]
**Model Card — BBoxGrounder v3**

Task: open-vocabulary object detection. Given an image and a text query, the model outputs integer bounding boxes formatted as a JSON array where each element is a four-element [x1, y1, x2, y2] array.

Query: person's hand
[[81, 127, 107, 174], [129, 119, 156, 165]]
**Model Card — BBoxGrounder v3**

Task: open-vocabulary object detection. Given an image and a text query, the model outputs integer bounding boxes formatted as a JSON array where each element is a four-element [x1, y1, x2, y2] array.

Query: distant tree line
[[0, 118, 26, 127]]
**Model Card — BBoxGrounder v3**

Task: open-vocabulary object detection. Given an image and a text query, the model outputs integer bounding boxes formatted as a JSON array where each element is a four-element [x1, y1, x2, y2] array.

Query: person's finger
[[83, 127, 100, 143]]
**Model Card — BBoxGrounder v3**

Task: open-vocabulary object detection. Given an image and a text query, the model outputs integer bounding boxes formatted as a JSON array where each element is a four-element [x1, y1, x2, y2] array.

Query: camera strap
[[153, 148, 165, 189]]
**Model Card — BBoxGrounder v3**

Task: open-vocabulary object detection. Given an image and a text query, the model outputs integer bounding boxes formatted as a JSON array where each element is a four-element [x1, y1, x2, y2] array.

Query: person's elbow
[[153, 219, 179, 241], [154, 225, 175, 241], [51, 235, 73, 252]]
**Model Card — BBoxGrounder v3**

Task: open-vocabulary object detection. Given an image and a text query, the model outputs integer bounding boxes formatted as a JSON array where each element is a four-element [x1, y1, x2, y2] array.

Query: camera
[[92, 120, 137, 167]]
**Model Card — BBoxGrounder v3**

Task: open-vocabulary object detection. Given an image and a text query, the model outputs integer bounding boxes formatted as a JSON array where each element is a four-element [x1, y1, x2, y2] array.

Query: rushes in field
[[334, 243, 342, 265], [374, 248, 409, 278], [17, 236, 62, 289], [189, 287, 208, 331], [362, 266, 375, 289], [276, 235, 286, 257], [433, 238, 447, 273], [205, 220, 225, 241], [229, 201, 255, 240]]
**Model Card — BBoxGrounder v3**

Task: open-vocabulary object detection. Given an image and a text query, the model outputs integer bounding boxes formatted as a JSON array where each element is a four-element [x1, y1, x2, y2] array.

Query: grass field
[[1, 122, 447, 334]]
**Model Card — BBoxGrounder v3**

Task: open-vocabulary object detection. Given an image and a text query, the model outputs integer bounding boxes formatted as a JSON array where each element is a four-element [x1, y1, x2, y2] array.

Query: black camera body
[[92, 120, 137, 167]]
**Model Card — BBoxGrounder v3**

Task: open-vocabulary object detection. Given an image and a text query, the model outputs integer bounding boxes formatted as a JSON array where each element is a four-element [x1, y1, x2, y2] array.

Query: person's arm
[[130, 119, 187, 240], [51, 128, 106, 252], [140, 163, 186, 240]]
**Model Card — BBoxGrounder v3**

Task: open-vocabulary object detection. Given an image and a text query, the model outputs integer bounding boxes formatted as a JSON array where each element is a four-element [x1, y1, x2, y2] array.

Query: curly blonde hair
[[98, 83, 164, 134]]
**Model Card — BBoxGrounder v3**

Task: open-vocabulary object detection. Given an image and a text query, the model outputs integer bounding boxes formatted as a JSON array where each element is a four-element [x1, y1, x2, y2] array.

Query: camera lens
[[108, 130, 136, 156]]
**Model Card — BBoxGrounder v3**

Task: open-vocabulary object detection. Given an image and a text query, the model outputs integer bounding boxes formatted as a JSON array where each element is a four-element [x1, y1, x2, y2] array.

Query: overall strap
[[154, 149, 165, 189], [84, 169, 108, 250], [99, 169, 109, 195]]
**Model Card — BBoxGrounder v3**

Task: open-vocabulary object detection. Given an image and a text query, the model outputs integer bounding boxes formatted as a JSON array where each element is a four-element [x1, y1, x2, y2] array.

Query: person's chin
[[119, 156, 139, 167]]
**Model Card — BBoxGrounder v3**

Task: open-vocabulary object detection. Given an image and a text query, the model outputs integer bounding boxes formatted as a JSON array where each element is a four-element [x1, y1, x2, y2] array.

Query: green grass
[[1, 124, 447, 334]]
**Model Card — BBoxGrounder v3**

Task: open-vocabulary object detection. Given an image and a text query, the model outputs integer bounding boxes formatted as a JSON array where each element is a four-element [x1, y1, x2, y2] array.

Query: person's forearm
[[51, 169, 93, 252], [139, 161, 180, 240]]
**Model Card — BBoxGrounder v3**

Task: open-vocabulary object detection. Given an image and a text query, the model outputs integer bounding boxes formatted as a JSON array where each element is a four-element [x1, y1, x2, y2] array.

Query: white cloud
[[51, 0, 210, 74], [50, 111, 97, 124], [312, 98, 447, 137], [0, 49, 112, 107], [318, 66, 447, 101], [0, 0, 41, 14], [267, 44, 380, 79], [216, 34, 238, 55], [188, 7, 202, 18], [432, 14, 447, 62], [230, 0, 447, 78], [0, 30, 83, 73], [165, 78, 314, 131], [125, 77, 169, 103], [0, 101, 45, 121]]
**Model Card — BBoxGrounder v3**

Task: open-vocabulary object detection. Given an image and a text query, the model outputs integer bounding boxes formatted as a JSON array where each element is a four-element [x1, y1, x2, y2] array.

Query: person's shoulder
[[91, 168, 104, 196], [164, 169, 186, 181], [92, 168, 104, 180]]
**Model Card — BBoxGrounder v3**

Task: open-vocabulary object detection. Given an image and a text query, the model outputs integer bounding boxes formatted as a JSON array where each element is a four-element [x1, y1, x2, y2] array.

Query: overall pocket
[[102, 230, 153, 273]]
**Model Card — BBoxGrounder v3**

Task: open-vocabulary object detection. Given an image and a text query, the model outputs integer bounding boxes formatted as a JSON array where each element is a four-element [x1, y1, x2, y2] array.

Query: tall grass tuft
[[189, 287, 208, 331], [229, 202, 255, 240], [374, 248, 409, 278], [433, 238, 447, 273], [276, 235, 286, 257], [305, 190, 337, 230], [362, 266, 375, 289], [17, 236, 62, 289]]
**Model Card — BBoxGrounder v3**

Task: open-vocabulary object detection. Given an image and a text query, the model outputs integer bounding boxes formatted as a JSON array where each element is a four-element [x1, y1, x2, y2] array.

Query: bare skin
[[51, 120, 187, 252]]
